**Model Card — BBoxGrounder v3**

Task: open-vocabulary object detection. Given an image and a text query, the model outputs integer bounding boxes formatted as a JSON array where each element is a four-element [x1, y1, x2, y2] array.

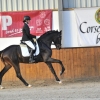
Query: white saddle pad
[[20, 43, 40, 57], [20, 44, 30, 57]]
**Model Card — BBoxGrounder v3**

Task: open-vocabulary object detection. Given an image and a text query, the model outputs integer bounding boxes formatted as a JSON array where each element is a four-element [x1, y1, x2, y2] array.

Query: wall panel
[[0, 0, 58, 12], [1, 47, 100, 82], [63, 0, 100, 8]]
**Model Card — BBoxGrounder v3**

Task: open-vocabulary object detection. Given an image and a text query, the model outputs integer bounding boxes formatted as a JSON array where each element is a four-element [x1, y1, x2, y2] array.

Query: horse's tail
[[0, 51, 2, 61], [0, 51, 2, 58], [0, 51, 4, 61], [0, 50, 5, 65]]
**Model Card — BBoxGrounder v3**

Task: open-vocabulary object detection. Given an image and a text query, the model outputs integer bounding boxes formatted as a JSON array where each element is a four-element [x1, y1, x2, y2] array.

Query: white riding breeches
[[24, 40, 35, 50], [24, 40, 40, 55]]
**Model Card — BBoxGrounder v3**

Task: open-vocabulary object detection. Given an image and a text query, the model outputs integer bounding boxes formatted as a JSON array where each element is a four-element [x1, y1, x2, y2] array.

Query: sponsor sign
[[75, 8, 100, 46], [0, 10, 52, 37]]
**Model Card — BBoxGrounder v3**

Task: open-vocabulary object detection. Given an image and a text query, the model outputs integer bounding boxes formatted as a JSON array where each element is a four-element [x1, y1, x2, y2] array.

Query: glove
[[33, 38, 37, 42]]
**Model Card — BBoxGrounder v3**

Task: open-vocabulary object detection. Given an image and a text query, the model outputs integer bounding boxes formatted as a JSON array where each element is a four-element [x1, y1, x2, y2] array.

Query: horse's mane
[[38, 30, 58, 40]]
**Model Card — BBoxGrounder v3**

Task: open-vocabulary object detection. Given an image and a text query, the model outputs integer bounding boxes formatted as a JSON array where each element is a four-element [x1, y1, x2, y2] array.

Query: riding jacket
[[22, 23, 36, 41]]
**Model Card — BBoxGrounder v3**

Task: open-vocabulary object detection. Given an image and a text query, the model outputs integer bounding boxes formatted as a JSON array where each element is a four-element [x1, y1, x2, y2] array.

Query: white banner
[[75, 7, 100, 46]]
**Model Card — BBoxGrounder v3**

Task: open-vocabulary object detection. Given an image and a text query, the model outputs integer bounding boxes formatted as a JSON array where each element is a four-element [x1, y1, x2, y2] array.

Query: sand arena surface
[[0, 79, 100, 100]]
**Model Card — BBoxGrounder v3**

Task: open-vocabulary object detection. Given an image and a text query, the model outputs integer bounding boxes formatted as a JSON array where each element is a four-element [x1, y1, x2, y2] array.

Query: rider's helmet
[[23, 16, 31, 22]]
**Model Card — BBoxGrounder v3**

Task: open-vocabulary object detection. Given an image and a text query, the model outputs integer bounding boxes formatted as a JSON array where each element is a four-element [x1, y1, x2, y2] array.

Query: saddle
[[20, 41, 39, 57]]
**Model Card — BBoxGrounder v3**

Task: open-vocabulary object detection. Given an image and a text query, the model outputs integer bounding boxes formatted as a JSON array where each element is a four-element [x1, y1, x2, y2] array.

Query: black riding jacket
[[22, 23, 36, 41]]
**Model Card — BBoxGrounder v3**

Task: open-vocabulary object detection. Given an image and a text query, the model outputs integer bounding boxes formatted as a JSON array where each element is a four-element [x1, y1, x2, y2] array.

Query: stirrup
[[29, 58, 35, 63]]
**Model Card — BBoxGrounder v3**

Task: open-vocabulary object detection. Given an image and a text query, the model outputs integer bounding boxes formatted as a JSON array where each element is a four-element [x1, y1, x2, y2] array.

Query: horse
[[0, 30, 65, 89]]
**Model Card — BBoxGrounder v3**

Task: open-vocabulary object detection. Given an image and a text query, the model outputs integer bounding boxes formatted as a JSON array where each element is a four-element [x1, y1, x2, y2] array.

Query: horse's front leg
[[45, 62, 61, 83], [47, 58, 65, 75]]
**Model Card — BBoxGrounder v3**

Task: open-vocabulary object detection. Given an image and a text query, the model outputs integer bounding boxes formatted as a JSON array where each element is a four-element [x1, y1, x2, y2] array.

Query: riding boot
[[29, 49, 35, 63]]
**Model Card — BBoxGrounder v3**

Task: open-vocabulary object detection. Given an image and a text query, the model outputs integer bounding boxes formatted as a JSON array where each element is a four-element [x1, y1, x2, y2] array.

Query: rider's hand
[[33, 38, 37, 42]]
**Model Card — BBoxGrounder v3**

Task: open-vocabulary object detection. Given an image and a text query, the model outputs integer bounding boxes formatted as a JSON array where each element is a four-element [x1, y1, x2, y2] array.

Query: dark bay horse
[[0, 30, 65, 88]]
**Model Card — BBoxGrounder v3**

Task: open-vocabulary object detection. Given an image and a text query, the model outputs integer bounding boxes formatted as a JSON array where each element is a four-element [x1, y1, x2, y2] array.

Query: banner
[[0, 10, 52, 37], [75, 8, 100, 46]]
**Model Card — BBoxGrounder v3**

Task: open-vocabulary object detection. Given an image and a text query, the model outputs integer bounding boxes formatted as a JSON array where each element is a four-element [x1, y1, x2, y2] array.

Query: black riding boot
[[29, 49, 35, 63]]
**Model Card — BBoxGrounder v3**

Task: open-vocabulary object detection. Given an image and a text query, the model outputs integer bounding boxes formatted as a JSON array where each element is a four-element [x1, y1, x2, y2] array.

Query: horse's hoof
[[56, 81, 62, 84], [0, 85, 5, 89], [58, 81, 62, 84], [28, 84, 32, 88]]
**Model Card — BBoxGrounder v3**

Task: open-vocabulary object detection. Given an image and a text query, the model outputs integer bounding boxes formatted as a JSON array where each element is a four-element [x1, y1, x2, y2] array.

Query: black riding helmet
[[23, 16, 31, 22]]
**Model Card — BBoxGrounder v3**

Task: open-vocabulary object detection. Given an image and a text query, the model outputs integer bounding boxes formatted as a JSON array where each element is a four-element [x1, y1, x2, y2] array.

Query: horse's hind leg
[[12, 63, 31, 87], [0, 64, 12, 89], [47, 58, 65, 75], [45, 62, 61, 83]]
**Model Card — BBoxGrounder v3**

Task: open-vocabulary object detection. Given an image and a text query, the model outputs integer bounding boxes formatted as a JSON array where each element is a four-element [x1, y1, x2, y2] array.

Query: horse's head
[[38, 30, 62, 49], [53, 30, 62, 50]]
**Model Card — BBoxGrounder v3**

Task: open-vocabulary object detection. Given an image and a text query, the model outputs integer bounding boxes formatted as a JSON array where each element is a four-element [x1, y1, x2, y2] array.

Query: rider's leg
[[29, 49, 35, 63], [24, 40, 35, 63]]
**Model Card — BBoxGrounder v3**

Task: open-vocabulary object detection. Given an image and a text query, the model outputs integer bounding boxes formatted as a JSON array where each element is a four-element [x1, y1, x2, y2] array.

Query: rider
[[21, 16, 37, 63]]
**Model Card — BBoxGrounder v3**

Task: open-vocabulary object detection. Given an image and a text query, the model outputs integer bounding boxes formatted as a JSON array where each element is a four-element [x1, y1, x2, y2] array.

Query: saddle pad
[[34, 42, 40, 56], [20, 44, 30, 57]]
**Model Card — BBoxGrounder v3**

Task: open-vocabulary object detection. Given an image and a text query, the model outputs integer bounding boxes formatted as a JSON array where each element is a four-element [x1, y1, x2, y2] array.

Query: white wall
[[62, 10, 78, 47]]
